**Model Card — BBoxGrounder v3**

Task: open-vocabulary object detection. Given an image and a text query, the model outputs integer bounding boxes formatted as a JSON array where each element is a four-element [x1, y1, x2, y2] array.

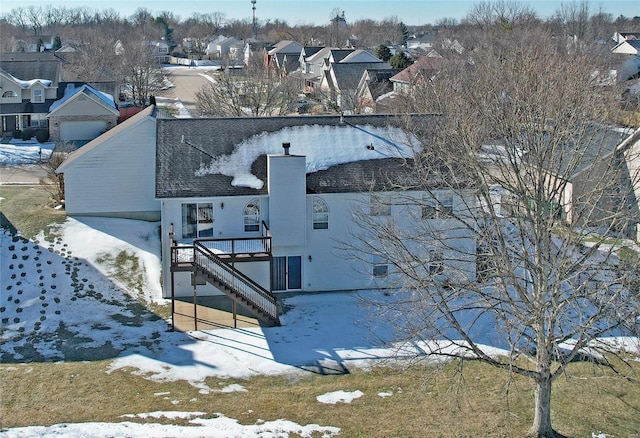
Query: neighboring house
[[406, 33, 436, 55], [47, 84, 118, 142], [56, 105, 160, 221], [390, 55, 442, 96], [155, 114, 474, 325], [265, 40, 304, 75], [291, 46, 323, 91], [298, 47, 352, 94], [613, 31, 640, 44], [621, 131, 640, 241], [355, 68, 402, 113], [11, 35, 55, 53], [319, 56, 391, 112], [216, 37, 243, 59], [149, 40, 170, 63], [612, 39, 640, 55], [205, 35, 227, 58], [523, 126, 640, 241], [0, 59, 60, 135]]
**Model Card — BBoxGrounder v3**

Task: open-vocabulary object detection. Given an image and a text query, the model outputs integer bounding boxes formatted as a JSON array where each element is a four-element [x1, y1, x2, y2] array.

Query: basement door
[[272, 256, 302, 291]]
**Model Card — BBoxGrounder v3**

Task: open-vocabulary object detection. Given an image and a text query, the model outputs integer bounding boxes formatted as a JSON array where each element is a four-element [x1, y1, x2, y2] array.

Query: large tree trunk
[[529, 364, 566, 437]]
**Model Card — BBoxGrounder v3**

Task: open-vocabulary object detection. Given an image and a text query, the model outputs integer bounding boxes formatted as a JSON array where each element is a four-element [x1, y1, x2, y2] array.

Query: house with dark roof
[[612, 39, 640, 56], [265, 40, 304, 76], [0, 59, 61, 135], [318, 51, 391, 112], [390, 56, 442, 96], [355, 68, 402, 114], [155, 114, 473, 325]]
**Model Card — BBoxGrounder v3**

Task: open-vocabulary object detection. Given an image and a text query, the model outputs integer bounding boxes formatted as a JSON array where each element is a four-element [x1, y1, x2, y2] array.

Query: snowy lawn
[[1, 213, 639, 437], [0, 139, 54, 165]]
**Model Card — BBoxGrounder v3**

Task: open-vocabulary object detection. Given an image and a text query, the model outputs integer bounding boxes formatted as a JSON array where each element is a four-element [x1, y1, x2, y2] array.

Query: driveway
[[156, 65, 217, 118], [0, 164, 48, 185]]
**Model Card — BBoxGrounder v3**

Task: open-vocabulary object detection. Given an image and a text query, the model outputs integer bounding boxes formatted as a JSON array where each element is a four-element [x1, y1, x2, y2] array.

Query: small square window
[[370, 194, 391, 216], [372, 254, 389, 278]]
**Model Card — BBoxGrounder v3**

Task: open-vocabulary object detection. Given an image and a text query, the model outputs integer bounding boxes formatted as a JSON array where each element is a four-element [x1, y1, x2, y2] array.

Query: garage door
[[60, 121, 107, 141]]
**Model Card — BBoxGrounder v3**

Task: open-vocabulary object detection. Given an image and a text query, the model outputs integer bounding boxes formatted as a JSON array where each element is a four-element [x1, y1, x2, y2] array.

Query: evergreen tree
[[375, 44, 392, 61], [389, 51, 412, 69], [52, 36, 62, 51]]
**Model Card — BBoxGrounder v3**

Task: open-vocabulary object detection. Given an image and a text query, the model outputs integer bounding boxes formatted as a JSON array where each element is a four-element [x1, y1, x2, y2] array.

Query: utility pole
[[252, 0, 257, 39]]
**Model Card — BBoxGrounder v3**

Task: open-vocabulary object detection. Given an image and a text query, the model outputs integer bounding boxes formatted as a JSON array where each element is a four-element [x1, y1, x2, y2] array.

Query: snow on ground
[[0, 415, 341, 438], [1, 214, 638, 436], [155, 96, 192, 119], [0, 139, 54, 165], [316, 390, 364, 404]]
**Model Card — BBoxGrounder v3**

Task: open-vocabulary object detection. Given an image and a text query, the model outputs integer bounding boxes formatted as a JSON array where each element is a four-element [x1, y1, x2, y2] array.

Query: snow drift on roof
[[48, 84, 115, 112], [195, 124, 420, 189]]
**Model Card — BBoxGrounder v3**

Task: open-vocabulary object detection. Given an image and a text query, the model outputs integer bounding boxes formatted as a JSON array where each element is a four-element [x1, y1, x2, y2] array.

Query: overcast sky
[[1, 0, 638, 26]]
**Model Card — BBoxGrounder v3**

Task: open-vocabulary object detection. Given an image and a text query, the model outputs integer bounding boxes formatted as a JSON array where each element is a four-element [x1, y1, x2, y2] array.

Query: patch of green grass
[[0, 186, 65, 240], [1, 359, 639, 436]]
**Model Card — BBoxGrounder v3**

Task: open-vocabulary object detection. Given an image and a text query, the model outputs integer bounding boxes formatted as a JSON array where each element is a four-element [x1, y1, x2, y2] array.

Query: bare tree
[[196, 58, 299, 117], [354, 28, 639, 437], [39, 150, 68, 205]]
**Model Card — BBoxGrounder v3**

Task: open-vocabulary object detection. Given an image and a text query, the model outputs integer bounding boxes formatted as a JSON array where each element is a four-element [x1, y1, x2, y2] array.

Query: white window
[[312, 197, 329, 229], [2, 90, 17, 98], [370, 194, 391, 216], [372, 254, 389, 278], [182, 203, 213, 238], [422, 192, 453, 219], [32, 88, 43, 103], [243, 198, 260, 232]]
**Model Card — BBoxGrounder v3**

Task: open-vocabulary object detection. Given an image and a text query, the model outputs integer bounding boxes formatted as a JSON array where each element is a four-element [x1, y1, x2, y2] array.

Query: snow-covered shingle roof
[[156, 115, 434, 199], [48, 84, 116, 113]]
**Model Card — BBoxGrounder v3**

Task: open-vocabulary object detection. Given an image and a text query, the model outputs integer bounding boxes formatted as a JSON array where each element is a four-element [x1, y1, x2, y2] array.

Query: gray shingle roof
[[156, 114, 434, 199], [331, 62, 391, 91], [0, 59, 60, 86]]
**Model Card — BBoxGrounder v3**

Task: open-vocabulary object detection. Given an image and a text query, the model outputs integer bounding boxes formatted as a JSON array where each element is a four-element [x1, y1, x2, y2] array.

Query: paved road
[[156, 66, 217, 118], [0, 164, 48, 185]]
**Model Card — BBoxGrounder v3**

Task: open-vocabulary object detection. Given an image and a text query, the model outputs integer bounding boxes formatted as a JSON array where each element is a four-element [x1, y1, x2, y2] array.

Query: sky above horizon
[[0, 0, 638, 26]]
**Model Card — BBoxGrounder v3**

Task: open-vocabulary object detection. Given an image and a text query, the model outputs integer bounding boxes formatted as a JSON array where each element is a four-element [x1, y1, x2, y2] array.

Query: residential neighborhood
[[1, 2, 640, 437]]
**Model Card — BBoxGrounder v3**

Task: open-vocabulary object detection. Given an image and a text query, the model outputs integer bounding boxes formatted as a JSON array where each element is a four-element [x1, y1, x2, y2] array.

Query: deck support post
[[232, 301, 237, 328], [169, 223, 175, 332]]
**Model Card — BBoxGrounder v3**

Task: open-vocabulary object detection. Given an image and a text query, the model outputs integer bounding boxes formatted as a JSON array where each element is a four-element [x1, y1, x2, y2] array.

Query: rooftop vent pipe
[[282, 142, 291, 155]]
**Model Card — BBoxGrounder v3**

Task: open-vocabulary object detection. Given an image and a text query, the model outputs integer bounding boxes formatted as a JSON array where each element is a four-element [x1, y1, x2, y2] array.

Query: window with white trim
[[243, 198, 260, 232], [32, 88, 43, 103], [312, 197, 329, 229], [182, 203, 213, 238], [370, 193, 391, 216], [2, 90, 17, 98], [422, 192, 453, 219], [372, 254, 389, 278]]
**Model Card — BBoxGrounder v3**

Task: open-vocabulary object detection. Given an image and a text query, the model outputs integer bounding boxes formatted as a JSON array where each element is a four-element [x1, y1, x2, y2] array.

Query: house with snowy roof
[[156, 114, 475, 326], [47, 84, 118, 142], [0, 60, 60, 135]]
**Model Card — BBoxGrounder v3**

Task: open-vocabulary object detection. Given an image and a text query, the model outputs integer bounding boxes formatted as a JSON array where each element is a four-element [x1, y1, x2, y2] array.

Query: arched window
[[312, 197, 329, 229], [2, 90, 17, 98], [243, 198, 260, 232]]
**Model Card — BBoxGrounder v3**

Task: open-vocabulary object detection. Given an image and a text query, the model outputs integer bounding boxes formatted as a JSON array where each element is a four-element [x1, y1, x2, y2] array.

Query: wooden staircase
[[192, 240, 280, 326], [170, 231, 280, 327]]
